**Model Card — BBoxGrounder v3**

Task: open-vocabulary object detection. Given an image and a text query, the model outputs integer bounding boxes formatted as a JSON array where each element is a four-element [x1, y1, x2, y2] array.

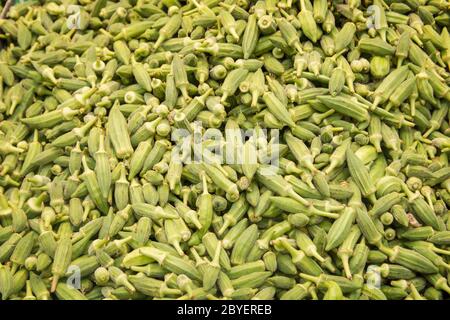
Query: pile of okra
[[0, 0, 450, 300]]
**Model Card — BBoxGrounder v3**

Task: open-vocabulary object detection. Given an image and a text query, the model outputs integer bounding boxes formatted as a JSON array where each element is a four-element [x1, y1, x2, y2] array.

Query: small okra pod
[[372, 65, 409, 108], [153, 13, 182, 50], [276, 18, 303, 54], [311, 171, 330, 198], [113, 40, 131, 65], [241, 138, 258, 182], [93, 266, 110, 286], [368, 192, 403, 218], [396, 31, 410, 68], [109, 266, 135, 293], [220, 67, 249, 103], [140, 247, 201, 281], [81, 156, 109, 214], [405, 190, 442, 231], [157, 181, 170, 207], [173, 199, 202, 230], [164, 73, 179, 109], [356, 207, 383, 247], [348, 238, 369, 275], [428, 231, 450, 246], [10, 269, 29, 295], [54, 282, 88, 300], [320, 35, 336, 57], [128, 272, 181, 298], [262, 92, 295, 128], [189, 172, 213, 244], [278, 238, 323, 276], [231, 271, 272, 290], [326, 207, 356, 252], [51, 236, 73, 292], [29, 272, 50, 300], [202, 163, 239, 203], [178, 89, 213, 121], [263, 53, 285, 75], [0, 233, 23, 264], [171, 54, 189, 100], [202, 232, 231, 272], [329, 67, 346, 96], [334, 22, 356, 52], [133, 217, 152, 246], [423, 103, 448, 138], [321, 11, 335, 34], [9, 231, 36, 273], [279, 282, 311, 300], [209, 65, 227, 81], [346, 148, 376, 202], [313, 0, 328, 23], [337, 225, 361, 278], [201, 240, 221, 291], [298, 0, 321, 43], [68, 142, 82, 177], [220, 218, 249, 251], [242, 14, 259, 59], [410, 245, 450, 272], [109, 205, 132, 238], [425, 274, 450, 295], [121, 248, 154, 270], [378, 244, 438, 274], [256, 168, 310, 207], [219, 8, 239, 42], [165, 157, 183, 192], [230, 224, 259, 266], [142, 170, 164, 186], [218, 194, 249, 236], [68, 198, 83, 227], [94, 133, 112, 200], [131, 58, 152, 92], [189, 53, 208, 83], [0, 61, 15, 87], [114, 20, 154, 41], [87, 126, 101, 158], [130, 119, 159, 148], [245, 182, 260, 207], [361, 284, 387, 300], [368, 116, 382, 153], [217, 271, 234, 298], [322, 281, 344, 300], [0, 264, 13, 300], [378, 263, 416, 281], [252, 287, 277, 300], [424, 287, 443, 301], [385, 74, 417, 112], [164, 216, 187, 256], [307, 50, 322, 76], [257, 14, 277, 35], [128, 141, 152, 180], [21, 107, 80, 130], [390, 204, 409, 227], [135, 180, 154, 209], [295, 230, 325, 263], [317, 95, 369, 123]]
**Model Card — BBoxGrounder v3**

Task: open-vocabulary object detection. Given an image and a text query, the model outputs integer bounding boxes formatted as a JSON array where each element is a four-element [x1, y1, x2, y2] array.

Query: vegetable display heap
[[0, 0, 449, 300]]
